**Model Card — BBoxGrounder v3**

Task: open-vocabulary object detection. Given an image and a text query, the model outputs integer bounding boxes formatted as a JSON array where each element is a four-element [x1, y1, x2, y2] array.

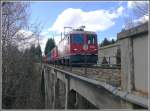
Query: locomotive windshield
[[87, 34, 96, 44], [71, 34, 84, 44]]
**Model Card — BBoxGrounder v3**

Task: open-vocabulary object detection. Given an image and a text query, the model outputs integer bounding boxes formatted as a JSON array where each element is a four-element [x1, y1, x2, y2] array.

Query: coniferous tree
[[29, 44, 42, 62], [100, 38, 110, 47], [111, 39, 115, 44], [35, 45, 42, 59], [44, 38, 55, 55], [100, 38, 116, 47]]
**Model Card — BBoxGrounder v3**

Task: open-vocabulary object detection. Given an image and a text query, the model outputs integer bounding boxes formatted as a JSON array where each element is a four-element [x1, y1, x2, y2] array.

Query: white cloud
[[18, 30, 33, 37], [14, 30, 38, 50], [133, 15, 149, 24], [14, 29, 49, 54], [108, 36, 117, 41], [49, 7, 124, 33], [54, 35, 61, 45], [39, 35, 48, 54], [40, 31, 49, 36], [128, 1, 134, 8], [117, 6, 124, 15]]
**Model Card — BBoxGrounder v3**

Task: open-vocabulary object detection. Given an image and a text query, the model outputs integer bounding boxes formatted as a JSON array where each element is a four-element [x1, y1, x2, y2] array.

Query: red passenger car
[[51, 47, 58, 63], [44, 55, 48, 64]]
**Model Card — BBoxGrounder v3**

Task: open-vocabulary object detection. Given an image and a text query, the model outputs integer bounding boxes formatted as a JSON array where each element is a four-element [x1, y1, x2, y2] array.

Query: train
[[44, 26, 98, 65]]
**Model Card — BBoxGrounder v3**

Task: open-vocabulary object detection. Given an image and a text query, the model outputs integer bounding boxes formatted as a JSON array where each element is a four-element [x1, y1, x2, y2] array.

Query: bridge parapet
[[41, 64, 148, 109], [117, 22, 148, 93]]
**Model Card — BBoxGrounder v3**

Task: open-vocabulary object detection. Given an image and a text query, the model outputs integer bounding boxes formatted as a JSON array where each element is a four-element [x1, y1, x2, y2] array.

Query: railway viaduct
[[41, 22, 149, 109]]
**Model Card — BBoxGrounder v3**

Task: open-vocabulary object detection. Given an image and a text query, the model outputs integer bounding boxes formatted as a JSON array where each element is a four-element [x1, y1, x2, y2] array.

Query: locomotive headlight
[[89, 45, 95, 48], [73, 48, 78, 51]]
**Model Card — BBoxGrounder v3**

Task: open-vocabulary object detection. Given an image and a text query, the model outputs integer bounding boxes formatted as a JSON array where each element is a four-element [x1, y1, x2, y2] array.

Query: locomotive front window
[[71, 34, 84, 44], [87, 34, 96, 44]]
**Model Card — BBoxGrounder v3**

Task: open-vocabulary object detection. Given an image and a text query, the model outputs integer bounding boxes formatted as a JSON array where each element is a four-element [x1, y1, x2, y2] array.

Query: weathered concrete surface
[[117, 22, 148, 94], [43, 68, 66, 109], [72, 67, 121, 87], [56, 66, 121, 87], [43, 68, 98, 109], [69, 77, 127, 109], [133, 33, 148, 93], [98, 43, 120, 64], [75, 92, 97, 109], [42, 65, 148, 109], [117, 37, 134, 92], [43, 68, 54, 109], [117, 22, 148, 40]]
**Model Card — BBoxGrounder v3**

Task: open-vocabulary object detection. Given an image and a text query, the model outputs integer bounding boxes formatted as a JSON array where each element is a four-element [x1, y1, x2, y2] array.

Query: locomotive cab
[[69, 30, 98, 64]]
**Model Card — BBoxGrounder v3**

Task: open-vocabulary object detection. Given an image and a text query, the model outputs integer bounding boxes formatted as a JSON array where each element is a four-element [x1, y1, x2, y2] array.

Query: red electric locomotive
[[55, 26, 98, 65], [45, 26, 98, 65]]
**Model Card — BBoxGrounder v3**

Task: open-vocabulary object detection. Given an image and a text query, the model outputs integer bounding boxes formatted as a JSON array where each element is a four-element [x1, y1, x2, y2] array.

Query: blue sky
[[27, 1, 149, 52]]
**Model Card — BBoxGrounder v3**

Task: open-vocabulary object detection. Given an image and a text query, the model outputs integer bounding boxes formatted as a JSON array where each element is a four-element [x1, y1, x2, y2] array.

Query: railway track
[[50, 64, 121, 87]]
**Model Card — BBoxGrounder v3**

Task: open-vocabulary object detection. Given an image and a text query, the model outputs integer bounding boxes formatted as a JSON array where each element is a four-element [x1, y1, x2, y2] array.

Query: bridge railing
[[43, 64, 148, 109]]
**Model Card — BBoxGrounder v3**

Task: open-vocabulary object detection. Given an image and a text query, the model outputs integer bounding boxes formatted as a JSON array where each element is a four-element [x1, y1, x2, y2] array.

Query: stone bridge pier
[[41, 67, 97, 109]]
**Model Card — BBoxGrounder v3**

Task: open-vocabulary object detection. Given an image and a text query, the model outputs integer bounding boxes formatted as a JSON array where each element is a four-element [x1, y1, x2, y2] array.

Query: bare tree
[[2, 2, 29, 108], [123, 1, 149, 30], [132, 1, 149, 18], [2, 2, 44, 108], [123, 17, 135, 30], [2, 2, 28, 46]]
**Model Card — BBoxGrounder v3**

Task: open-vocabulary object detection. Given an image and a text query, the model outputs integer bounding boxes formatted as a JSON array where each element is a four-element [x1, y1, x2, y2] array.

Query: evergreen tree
[[44, 38, 55, 55], [100, 38, 110, 47], [29, 44, 42, 62], [100, 38, 116, 47], [111, 39, 115, 44], [35, 45, 42, 57], [30, 44, 36, 58]]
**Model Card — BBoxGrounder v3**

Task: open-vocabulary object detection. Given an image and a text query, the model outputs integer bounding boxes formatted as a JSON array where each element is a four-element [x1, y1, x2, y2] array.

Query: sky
[[25, 1, 149, 53]]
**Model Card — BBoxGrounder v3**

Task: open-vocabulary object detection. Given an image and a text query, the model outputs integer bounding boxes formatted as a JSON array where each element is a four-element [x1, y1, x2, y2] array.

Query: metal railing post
[[84, 52, 87, 75]]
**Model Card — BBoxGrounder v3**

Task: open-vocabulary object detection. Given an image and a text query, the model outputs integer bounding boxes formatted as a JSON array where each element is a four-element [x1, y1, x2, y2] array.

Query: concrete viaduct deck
[[41, 64, 148, 109]]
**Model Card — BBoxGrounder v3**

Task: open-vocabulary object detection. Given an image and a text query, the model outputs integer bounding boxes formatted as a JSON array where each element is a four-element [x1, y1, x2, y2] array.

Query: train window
[[71, 34, 84, 44], [68, 36, 69, 44], [87, 34, 95, 44]]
